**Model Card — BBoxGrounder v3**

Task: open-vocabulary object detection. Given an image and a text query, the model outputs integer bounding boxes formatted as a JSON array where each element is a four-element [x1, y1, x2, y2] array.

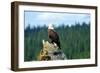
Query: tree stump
[[38, 40, 67, 61]]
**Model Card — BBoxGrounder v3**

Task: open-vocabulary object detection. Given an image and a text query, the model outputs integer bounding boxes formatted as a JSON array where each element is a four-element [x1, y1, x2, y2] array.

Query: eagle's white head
[[48, 23, 54, 30]]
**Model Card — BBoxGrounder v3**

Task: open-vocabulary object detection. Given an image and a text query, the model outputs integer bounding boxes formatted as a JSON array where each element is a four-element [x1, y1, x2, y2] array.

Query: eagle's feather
[[48, 24, 61, 49]]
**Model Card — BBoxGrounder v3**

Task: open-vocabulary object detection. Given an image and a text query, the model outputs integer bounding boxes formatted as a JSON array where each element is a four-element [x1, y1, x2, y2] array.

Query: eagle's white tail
[[42, 40, 45, 45]]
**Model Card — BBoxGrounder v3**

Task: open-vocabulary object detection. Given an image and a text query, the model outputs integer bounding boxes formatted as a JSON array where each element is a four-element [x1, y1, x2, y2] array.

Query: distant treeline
[[24, 22, 90, 61]]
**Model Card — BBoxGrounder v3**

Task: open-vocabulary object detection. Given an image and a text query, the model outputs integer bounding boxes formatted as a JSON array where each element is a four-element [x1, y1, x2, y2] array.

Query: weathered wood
[[38, 40, 67, 61]]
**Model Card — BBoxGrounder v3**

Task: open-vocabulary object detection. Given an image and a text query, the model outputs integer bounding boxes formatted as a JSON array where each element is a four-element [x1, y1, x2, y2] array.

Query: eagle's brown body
[[48, 29, 61, 49]]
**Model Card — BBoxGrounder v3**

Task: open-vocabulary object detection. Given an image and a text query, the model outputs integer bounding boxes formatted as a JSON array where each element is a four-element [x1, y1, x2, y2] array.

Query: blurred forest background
[[24, 22, 90, 61]]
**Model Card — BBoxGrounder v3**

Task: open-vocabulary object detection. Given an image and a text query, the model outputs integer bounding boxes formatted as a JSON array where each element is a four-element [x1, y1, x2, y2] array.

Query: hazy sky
[[24, 11, 90, 29]]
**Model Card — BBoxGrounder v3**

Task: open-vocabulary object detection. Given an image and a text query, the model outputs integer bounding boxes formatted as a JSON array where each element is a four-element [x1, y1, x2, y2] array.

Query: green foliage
[[24, 22, 90, 61]]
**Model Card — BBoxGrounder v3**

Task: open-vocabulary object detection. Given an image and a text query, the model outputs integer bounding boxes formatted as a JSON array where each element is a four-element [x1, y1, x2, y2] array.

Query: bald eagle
[[48, 24, 61, 49]]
